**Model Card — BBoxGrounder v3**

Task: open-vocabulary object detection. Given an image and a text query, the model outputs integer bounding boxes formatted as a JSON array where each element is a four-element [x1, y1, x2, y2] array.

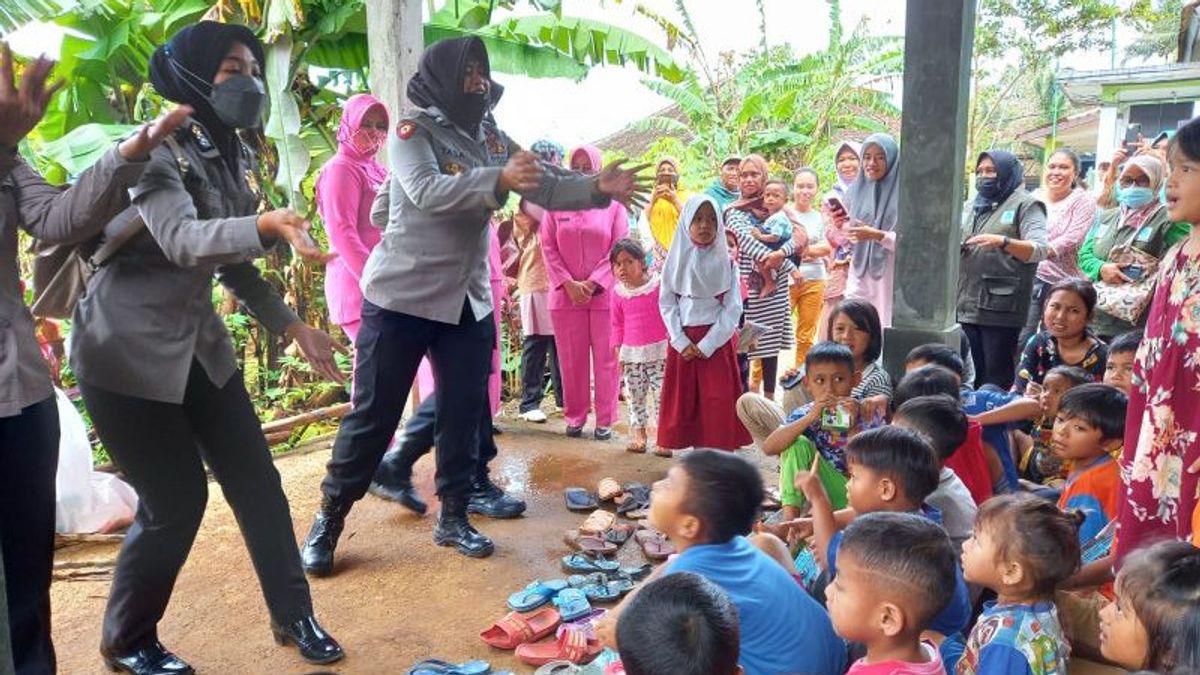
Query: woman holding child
[[725, 155, 798, 400]]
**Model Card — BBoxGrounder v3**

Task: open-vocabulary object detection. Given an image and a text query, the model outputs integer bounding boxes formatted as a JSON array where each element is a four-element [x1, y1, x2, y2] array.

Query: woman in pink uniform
[[315, 93, 389, 342], [540, 144, 630, 440]]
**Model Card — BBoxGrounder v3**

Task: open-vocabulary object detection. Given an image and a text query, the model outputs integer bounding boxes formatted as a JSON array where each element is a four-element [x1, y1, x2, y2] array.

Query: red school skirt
[[657, 325, 752, 451]]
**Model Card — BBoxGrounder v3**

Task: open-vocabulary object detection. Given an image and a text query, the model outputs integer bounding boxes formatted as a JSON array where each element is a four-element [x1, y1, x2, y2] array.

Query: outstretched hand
[[597, 159, 653, 210], [118, 106, 194, 161], [0, 43, 65, 148], [285, 322, 348, 384], [258, 208, 337, 264]]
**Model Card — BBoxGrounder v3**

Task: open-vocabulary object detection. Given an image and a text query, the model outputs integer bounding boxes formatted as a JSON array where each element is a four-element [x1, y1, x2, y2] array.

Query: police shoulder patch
[[396, 121, 417, 140]]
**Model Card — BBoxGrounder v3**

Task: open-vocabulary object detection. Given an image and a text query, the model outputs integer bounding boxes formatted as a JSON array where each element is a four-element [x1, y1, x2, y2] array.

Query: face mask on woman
[[1117, 186, 1155, 209], [351, 127, 387, 156], [975, 177, 1000, 200]]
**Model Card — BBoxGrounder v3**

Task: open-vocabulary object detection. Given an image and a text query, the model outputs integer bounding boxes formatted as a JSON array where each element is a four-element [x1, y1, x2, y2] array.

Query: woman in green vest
[[1078, 154, 1189, 340], [958, 150, 1049, 389]]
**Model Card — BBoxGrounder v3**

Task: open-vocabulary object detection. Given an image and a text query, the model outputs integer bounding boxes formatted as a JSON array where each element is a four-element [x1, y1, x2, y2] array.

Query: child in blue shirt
[[607, 450, 846, 675], [616, 572, 741, 675], [748, 180, 796, 296], [949, 494, 1081, 674], [798, 426, 973, 641]]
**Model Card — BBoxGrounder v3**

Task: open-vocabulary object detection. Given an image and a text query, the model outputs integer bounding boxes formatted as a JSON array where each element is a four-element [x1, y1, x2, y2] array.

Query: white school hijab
[[661, 194, 734, 300]]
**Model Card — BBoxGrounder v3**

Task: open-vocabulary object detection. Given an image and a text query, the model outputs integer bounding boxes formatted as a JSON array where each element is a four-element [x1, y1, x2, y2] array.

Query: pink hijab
[[333, 93, 389, 185]]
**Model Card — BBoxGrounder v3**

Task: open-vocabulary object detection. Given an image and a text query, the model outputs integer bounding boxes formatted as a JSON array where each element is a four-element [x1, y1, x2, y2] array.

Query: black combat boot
[[467, 475, 526, 519], [300, 496, 352, 577], [433, 495, 495, 558]]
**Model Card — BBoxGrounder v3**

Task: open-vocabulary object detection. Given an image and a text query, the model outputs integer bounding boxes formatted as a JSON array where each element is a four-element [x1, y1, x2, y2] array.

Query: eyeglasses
[[1119, 176, 1152, 188]]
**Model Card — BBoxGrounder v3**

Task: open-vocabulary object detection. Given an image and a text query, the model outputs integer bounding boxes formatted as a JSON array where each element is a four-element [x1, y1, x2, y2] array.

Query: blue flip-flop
[[552, 587, 593, 622], [580, 583, 621, 603], [507, 579, 569, 612], [561, 554, 620, 573], [407, 658, 492, 674]]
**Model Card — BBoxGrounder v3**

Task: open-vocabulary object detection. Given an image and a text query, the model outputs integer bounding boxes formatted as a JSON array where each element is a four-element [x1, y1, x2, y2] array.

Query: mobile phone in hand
[[827, 196, 846, 215], [1124, 264, 1145, 281]]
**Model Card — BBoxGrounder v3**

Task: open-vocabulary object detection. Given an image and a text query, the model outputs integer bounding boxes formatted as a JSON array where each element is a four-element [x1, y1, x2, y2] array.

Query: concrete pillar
[[366, 0, 423, 121], [883, 0, 978, 379], [1097, 105, 1119, 162]]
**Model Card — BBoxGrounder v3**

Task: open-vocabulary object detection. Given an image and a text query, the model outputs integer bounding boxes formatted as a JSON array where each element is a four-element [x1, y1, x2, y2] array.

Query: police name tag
[[1000, 210, 1016, 226]]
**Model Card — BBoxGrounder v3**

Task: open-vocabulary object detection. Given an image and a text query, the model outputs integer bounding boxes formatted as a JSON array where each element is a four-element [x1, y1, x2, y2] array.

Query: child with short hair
[[610, 238, 669, 454], [1054, 383, 1126, 546], [1099, 541, 1200, 673], [951, 494, 1081, 674], [893, 365, 995, 507], [1102, 330, 1141, 393], [1017, 365, 1092, 491], [749, 179, 804, 297], [657, 196, 752, 454], [799, 426, 973, 640], [892, 396, 977, 553], [616, 571, 741, 675], [620, 450, 847, 675], [829, 512, 956, 674], [763, 341, 880, 516]]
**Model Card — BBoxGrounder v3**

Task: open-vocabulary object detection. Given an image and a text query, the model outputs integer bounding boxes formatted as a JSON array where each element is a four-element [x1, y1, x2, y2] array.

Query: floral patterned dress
[[1116, 229, 1200, 563]]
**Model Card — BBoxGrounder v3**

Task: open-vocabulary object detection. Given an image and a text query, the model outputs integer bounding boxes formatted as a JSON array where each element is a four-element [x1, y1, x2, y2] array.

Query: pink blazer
[[539, 201, 629, 312]]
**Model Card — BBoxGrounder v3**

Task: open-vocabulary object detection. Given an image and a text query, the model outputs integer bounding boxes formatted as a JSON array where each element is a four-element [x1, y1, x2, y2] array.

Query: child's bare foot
[[626, 426, 648, 453]]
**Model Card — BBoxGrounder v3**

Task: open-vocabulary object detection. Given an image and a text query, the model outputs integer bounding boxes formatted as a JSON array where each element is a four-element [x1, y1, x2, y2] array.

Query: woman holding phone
[[644, 157, 684, 265], [819, 141, 860, 336]]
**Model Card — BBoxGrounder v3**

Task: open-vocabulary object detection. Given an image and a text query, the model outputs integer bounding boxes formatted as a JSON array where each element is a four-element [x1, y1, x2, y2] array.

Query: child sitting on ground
[[602, 450, 846, 675], [615, 571, 741, 675], [829, 512, 957, 674], [891, 396, 976, 553], [1015, 365, 1091, 492], [798, 426, 973, 642], [948, 494, 1081, 674], [891, 365, 995, 507], [1102, 330, 1140, 394], [1053, 383, 1126, 546], [1099, 541, 1200, 674], [609, 238, 669, 454], [763, 342, 881, 517], [749, 180, 803, 297]]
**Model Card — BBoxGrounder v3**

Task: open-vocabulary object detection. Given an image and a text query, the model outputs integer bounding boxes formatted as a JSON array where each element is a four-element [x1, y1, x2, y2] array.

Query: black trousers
[[519, 335, 563, 413], [961, 322, 1023, 390], [80, 362, 312, 654], [371, 392, 497, 489], [0, 396, 59, 675], [323, 299, 494, 501]]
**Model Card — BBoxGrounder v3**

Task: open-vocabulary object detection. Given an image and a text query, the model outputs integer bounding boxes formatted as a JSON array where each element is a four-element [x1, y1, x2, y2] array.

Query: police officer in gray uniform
[[301, 36, 647, 569], [70, 23, 345, 674], [0, 45, 190, 675]]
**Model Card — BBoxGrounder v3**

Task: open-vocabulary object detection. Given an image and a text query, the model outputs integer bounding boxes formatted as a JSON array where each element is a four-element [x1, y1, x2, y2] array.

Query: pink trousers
[[551, 308, 619, 428]]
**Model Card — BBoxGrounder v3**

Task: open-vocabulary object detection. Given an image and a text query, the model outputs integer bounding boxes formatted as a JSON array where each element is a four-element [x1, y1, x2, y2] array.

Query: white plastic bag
[[54, 389, 137, 534]]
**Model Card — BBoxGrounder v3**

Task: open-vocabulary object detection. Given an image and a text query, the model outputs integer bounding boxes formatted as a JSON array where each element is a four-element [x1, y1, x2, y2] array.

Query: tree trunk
[[367, 0, 424, 123]]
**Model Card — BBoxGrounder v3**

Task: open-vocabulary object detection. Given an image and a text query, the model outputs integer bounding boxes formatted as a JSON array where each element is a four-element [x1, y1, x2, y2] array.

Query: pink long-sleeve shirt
[[539, 201, 629, 311]]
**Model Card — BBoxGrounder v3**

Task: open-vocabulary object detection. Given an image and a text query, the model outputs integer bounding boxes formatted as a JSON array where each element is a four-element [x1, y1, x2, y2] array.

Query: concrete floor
[[50, 417, 676, 674]]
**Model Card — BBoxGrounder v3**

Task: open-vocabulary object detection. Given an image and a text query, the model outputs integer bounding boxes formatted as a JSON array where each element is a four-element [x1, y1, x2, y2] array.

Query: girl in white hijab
[[657, 195, 753, 453]]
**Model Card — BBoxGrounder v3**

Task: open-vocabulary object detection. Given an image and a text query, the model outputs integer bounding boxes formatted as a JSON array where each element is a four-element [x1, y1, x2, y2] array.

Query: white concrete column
[[1097, 105, 1119, 162]]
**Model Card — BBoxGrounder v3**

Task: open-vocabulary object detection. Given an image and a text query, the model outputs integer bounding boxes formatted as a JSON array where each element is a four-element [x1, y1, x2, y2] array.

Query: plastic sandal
[[562, 554, 620, 573], [603, 523, 634, 545], [580, 583, 620, 603], [567, 573, 607, 589], [596, 478, 622, 501], [480, 607, 562, 650], [552, 588, 593, 622], [617, 564, 654, 581], [533, 661, 582, 674], [564, 488, 599, 512], [516, 626, 603, 666], [508, 579, 569, 612], [407, 659, 492, 675], [555, 608, 608, 639], [580, 509, 616, 536], [634, 529, 675, 561], [622, 507, 649, 520], [563, 530, 617, 555], [615, 485, 649, 515]]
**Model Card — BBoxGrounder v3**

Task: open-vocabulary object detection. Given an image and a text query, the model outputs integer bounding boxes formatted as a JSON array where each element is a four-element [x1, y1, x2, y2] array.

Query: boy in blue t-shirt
[[798, 426, 973, 640], [616, 572, 741, 675], [605, 451, 846, 675]]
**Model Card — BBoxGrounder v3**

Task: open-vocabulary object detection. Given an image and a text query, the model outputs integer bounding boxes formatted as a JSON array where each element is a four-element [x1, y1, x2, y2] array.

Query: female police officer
[[301, 36, 647, 571]]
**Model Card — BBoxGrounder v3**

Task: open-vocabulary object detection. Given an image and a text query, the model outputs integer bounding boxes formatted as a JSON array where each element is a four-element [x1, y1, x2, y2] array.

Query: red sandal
[[480, 607, 562, 650], [515, 625, 603, 666]]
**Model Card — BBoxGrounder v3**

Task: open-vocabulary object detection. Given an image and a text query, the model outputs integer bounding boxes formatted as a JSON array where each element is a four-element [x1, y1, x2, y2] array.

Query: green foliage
[[1124, 0, 1184, 63]]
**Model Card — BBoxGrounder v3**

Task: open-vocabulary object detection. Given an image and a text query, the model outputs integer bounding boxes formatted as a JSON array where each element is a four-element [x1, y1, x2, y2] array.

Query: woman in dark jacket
[[958, 150, 1049, 389], [69, 23, 345, 674]]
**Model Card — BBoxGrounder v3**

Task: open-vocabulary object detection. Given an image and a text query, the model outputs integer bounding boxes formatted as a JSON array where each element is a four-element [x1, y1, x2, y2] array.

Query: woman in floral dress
[[1116, 119, 1200, 564]]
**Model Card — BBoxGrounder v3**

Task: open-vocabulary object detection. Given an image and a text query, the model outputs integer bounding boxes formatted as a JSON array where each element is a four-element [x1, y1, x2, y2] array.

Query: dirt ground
[[49, 414, 692, 675]]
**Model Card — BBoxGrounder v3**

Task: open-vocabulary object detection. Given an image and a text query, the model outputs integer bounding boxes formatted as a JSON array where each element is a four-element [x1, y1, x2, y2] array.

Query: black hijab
[[973, 150, 1024, 216], [407, 37, 503, 135], [148, 21, 265, 161]]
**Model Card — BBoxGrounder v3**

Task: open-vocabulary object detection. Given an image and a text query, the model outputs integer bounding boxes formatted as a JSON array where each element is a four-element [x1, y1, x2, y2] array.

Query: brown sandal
[[597, 477, 623, 501], [625, 440, 647, 453], [563, 529, 618, 554], [580, 509, 617, 535]]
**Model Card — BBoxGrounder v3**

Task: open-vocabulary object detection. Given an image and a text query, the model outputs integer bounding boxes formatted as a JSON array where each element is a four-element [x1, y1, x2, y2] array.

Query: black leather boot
[[300, 496, 351, 577], [468, 476, 526, 519], [433, 495, 494, 558], [271, 615, 344, 664], [368, 479, 428, 515], [102, 642, 193, 674]]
